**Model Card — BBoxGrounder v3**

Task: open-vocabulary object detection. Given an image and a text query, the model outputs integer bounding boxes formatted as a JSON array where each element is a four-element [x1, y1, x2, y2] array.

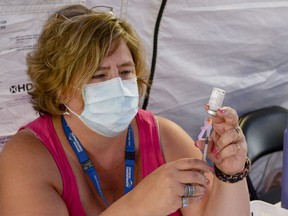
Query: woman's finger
[[181, 184, 207, 197], [207, 106, 239, 126], [180, 194, 206, 209], [215, 127, 243, 152], [173, 158, 211, 173], [216, 143, 241, 159], [179, 170, 210, 186], [173, 169, 210, 197]]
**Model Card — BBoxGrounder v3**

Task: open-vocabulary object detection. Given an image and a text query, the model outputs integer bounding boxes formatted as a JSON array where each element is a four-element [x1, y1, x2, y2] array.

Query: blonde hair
[[27, 4, 148, 115]]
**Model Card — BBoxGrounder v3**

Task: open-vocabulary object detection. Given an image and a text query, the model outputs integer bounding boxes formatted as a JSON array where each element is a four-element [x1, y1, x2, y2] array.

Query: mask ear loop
[[63, 104, 71, 115], [63, 85, 85, 116], [63, 110, 70, 115], [64, 104, 81, 117]]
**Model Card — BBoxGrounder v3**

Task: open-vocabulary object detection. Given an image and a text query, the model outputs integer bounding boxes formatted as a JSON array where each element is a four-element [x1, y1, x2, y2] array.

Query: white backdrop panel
[[0, 0, 84, 151]]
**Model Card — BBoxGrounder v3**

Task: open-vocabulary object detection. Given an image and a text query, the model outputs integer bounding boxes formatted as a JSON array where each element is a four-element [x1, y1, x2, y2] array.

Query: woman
[[0, 4, 250, 216]]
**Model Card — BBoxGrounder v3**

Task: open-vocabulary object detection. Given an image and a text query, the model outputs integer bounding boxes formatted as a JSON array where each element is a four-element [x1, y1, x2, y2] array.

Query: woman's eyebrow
[[117, 61, 135, 67], [97, 66, 110, 71], [97, 61, 135, 71]]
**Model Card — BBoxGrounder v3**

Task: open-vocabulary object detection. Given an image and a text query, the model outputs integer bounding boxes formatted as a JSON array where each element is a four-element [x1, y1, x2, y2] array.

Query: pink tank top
[[20, 109, 181, 216]]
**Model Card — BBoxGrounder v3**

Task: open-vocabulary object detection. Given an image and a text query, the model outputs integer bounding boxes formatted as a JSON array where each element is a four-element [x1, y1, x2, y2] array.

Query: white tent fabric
[[145, 0, 288, 139], [0, 0, 287, 151]]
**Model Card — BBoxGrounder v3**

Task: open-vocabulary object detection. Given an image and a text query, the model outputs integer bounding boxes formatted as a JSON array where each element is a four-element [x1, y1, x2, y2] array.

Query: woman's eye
[[120, 70, 132, 75], [92, 74, 105, 79], [119, 69, 135, 77]]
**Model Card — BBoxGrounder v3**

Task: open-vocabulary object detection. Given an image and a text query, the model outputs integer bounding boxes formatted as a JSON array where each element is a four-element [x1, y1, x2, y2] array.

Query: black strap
[[142, 0, 168, 109]]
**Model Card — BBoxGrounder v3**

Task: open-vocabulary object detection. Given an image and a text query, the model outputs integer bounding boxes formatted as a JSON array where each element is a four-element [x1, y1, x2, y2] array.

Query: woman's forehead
[[101, 40, 134, 66]]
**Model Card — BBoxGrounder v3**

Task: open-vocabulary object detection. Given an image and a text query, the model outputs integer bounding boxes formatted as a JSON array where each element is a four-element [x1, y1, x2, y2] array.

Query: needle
[[202, 118, 212, 162]]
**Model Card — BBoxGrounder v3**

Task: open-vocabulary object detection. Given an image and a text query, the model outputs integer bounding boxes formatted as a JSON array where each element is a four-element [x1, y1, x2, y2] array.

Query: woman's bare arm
[[0, 130, 69, 216]]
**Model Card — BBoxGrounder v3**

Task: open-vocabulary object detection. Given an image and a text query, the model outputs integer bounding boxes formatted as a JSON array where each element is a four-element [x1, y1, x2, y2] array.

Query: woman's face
[[67, 40, 136, 114], [88, 40, 136, 84]]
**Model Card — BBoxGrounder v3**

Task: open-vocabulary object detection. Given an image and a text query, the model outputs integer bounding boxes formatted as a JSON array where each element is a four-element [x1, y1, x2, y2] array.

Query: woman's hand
[[126, 158, 211, 216], [196, 105, 248, 175]]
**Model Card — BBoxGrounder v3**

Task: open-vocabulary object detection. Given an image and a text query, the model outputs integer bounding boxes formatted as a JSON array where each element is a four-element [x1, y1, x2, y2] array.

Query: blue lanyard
[[61, 116, 135, 206]]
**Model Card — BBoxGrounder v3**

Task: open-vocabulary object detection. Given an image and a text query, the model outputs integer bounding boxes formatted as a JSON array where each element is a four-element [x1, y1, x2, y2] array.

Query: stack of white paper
[[250, 200, 288, 216]]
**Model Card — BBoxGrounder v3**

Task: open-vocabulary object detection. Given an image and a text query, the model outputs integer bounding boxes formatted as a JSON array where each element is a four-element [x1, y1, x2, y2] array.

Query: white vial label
[[207, 87, 226, 115]]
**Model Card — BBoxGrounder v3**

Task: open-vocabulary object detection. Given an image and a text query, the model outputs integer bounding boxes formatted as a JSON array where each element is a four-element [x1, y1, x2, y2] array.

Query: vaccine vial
[[207, 87, 226, 115]]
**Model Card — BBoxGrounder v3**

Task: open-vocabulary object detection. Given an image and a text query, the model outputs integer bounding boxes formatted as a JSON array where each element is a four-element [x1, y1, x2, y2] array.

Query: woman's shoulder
[[0, 129, 67, 215], [2, 128, 48, 155], [1, 128, 57, 169], [1, 114, 55, 169], [155, 115, 203, 162], [0, 128, 63, 193], [19, 114, 52, 132]]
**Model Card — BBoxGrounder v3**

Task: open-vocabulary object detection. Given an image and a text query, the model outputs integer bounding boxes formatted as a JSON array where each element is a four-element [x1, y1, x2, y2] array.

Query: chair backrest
[[239, 106, 288, 164]]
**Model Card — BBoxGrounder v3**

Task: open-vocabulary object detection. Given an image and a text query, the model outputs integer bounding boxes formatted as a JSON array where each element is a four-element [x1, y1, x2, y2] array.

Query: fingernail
[[205, 104, 210, 109], [211, 146, 217, 153], [218, 108, 226, 113], [209, 166, 214, 172], [206, 178, 210, 185]]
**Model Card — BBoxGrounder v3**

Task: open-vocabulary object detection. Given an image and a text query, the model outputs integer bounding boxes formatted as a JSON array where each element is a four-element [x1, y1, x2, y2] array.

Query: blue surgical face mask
[[66, 77, 139, 137]]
